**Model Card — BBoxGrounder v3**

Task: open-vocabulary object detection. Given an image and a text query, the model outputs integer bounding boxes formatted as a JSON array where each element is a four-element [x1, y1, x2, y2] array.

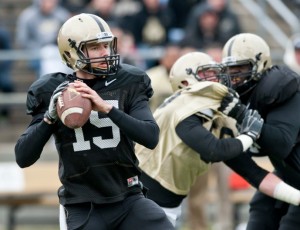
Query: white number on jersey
[[73, 100, 121, 151]]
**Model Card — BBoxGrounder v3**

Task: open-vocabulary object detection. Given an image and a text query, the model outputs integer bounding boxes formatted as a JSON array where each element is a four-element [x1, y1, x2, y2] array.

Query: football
[[56, 84, 92, 129]]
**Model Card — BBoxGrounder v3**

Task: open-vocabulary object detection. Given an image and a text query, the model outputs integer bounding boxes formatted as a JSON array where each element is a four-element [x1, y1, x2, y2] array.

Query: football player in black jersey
[[135, 52, 300, 228], [219, 33, 300, 230], [14, 13, 174, 230]]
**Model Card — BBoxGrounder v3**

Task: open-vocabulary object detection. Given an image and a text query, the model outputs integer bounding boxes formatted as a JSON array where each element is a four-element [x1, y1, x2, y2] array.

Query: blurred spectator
[[204, 42, 223, 62], [167, 0, 203, 43], [180, 45, 199, 55], [121, 0, 175, 48], [40, 43, 72, 76], [120, 0, 176, 69], [61, 0, 91, 15], [15, 0, 71, 78], [83, 0, 119, 25], [168, 0, 204, 29], [208, 0, 241, 37], [110, 23, 145, 69], [0, 27, 14, 119], [283, 33, 300, 75], [180, 4, 225, 49], [187, 0, 241, 42], [146, 44, 181, 111], [114, 0, 141, 18]]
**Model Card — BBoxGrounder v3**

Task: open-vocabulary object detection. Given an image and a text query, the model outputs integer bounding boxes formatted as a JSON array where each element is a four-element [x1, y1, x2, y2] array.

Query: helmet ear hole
[[64, 51, 71, 58], [263, 60, 268, 69], [181, 80, 189, 87], [62, 53, 72, 68]]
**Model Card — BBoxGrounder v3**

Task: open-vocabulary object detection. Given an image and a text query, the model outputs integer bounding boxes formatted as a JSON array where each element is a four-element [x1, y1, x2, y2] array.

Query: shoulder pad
[[117, 64, 153, 98], [251, 65, 300, 114], [26, 73, 71, 115]]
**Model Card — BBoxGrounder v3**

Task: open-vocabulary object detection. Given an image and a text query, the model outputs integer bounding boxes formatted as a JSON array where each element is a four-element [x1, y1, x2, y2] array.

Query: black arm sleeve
[[257, 92, 300, 159], [14, 114, 54, 168], [107, 101, 159, 149], [224, 154, 269, 188], [175, 114, 244, 163]]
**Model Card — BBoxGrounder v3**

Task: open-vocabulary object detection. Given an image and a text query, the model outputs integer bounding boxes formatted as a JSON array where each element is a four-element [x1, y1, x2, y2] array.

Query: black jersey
[[15, 64, 160, 205], [243, 65, 300, 189]]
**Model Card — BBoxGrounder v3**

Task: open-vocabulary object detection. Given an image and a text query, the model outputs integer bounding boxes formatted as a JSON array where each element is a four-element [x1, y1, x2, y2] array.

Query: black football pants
[[246, 190, 300, 230], [63, 193, 174, 230]]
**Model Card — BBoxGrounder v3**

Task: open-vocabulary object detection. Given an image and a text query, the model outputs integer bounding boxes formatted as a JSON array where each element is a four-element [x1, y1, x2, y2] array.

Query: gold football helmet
[[222, 33, 272, 90], [169, 52, 226, 92], [57, 13, 120, 76]]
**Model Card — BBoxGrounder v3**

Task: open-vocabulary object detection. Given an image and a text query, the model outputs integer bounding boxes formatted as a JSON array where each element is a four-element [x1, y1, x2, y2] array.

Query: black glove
[[44, 81, 69, 123], [239, 109, 264, 142], [218, 88, 247, 124]]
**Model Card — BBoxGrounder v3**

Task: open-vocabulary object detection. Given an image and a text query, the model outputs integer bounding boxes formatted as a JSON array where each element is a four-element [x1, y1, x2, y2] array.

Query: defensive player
[[135, 51, 300, 227], [219, 33, 300, 230], [14, 13, 174, 230]]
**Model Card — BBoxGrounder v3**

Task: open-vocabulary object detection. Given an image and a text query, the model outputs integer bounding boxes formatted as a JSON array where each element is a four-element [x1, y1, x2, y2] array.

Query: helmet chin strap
[[92, 68, 110, 77], [91, 64, 119, 77], [237, 79, 257, 98]]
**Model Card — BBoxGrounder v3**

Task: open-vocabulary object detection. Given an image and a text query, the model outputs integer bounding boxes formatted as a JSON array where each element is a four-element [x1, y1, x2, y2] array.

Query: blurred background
[[0, 0, 300, 229]]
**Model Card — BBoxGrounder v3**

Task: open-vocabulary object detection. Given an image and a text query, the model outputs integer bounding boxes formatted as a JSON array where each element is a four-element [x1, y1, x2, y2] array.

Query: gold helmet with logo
[[57, 13, 120, 76], [222, 33, 272, 90], [169, 52, 226, 92]]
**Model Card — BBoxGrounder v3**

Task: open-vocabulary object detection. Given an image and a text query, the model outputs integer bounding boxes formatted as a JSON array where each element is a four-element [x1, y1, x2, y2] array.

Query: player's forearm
[[259, 173, 300, 205], [107, 107, 159, 149], [224, 153, 268, 188], [15, 119, 53, 168], [176, 115, 245, 162]]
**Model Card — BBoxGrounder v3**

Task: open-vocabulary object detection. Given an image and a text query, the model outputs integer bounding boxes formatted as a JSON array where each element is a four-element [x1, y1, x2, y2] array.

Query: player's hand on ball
[[73, 80, 113, 114], [44, 81, 69, 124], [56, 81, 92, 129]]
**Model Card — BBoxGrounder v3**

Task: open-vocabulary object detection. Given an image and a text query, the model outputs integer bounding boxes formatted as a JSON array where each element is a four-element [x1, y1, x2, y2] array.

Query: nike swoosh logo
[[105, 79, 116, 86]]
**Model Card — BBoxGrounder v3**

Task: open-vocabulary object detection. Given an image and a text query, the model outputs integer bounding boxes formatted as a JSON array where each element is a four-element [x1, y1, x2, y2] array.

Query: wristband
[[236, 134, 253, 152], [273, 181, 300, 205]]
